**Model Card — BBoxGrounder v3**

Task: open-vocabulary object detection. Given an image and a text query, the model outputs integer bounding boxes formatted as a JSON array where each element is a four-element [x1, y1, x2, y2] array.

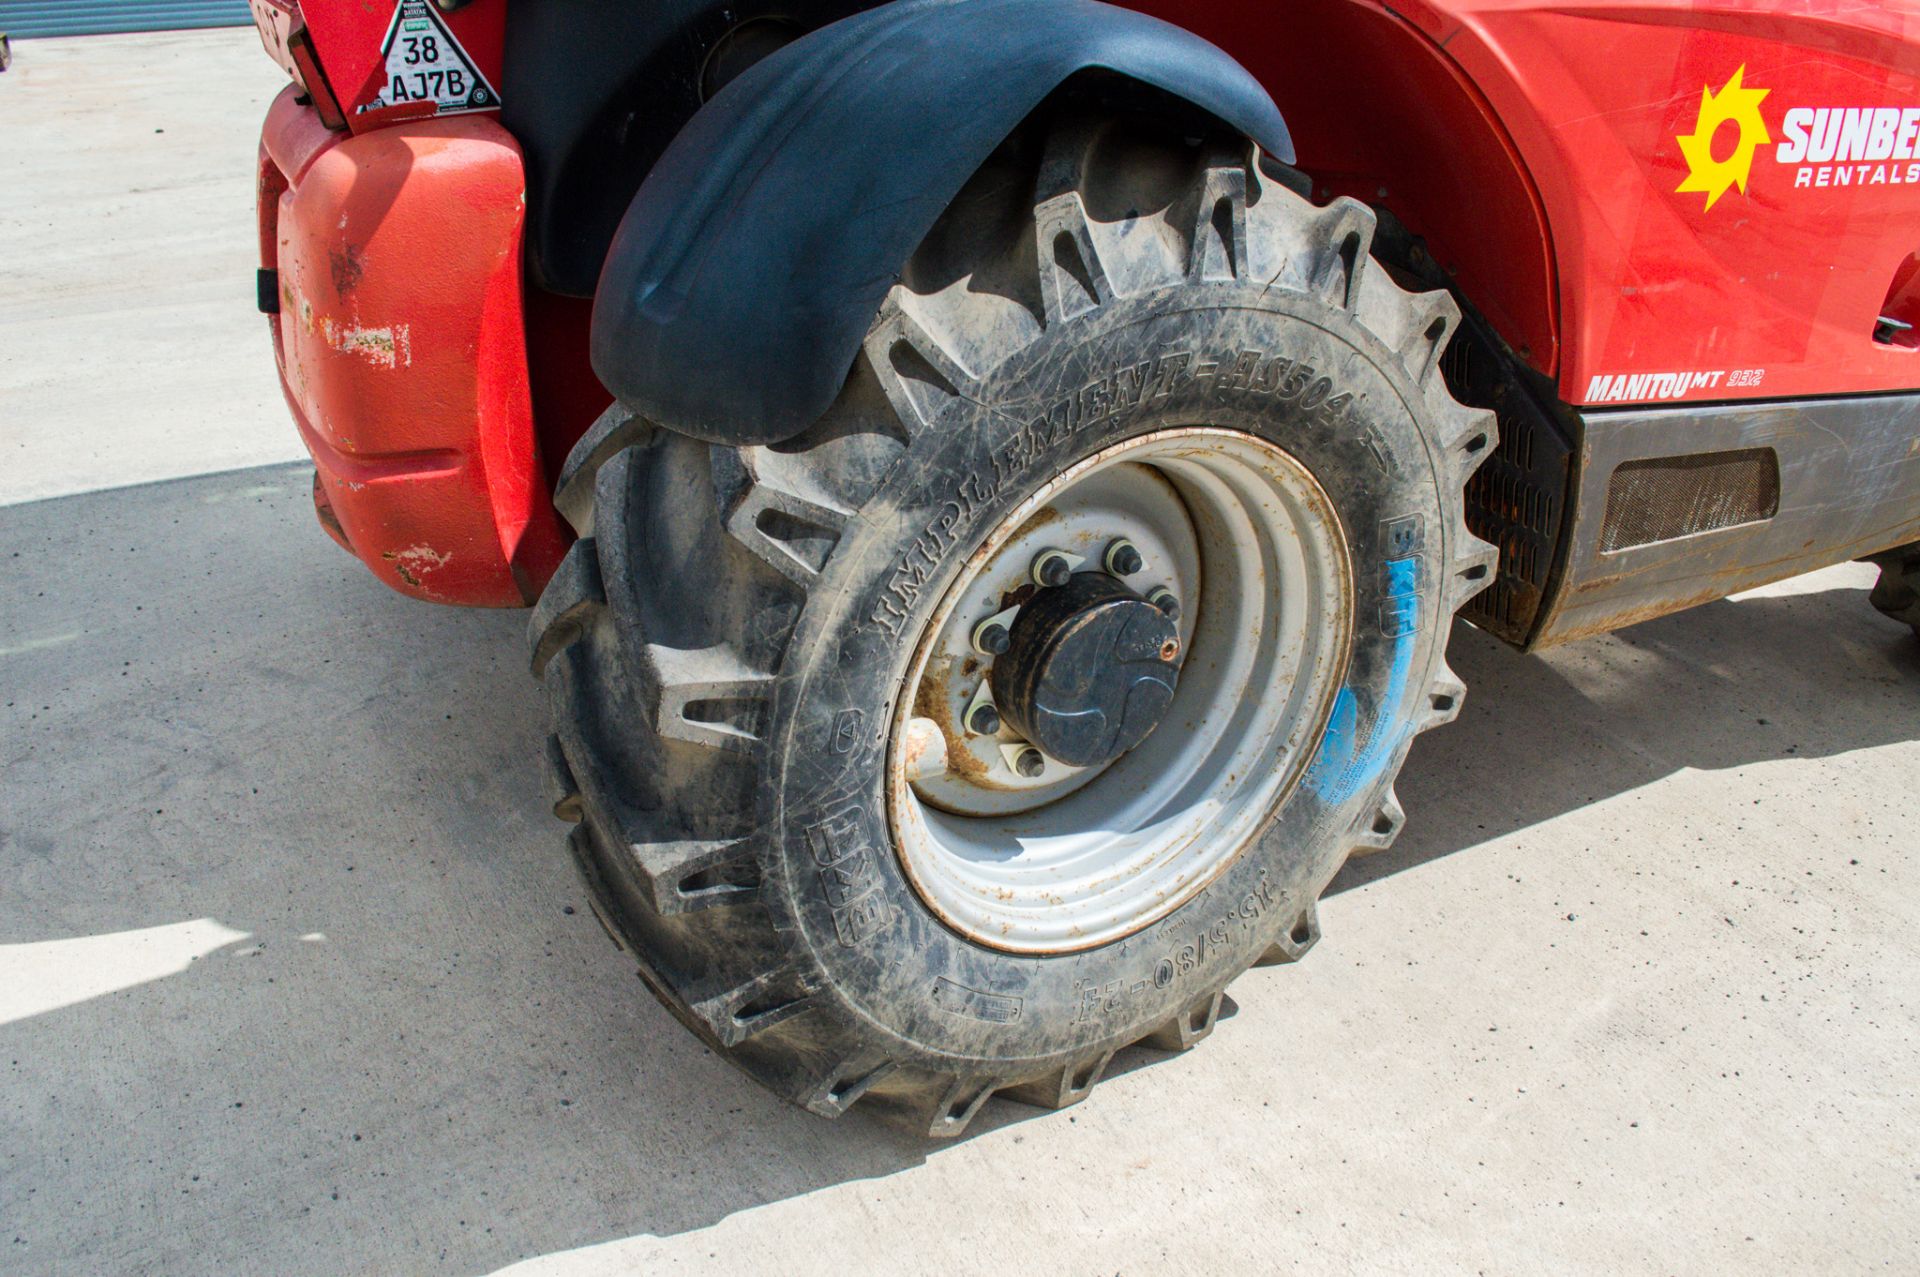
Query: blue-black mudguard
[[589, 0, 1293, 446]]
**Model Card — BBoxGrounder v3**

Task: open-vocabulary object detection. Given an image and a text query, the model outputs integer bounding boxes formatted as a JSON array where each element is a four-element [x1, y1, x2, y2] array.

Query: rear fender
[[589, 0, 1293, 446], [261, 86, 568, 606]]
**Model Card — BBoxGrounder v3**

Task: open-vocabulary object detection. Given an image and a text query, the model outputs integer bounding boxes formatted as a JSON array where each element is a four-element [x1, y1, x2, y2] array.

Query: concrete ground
[[0, 29, 303, 505], [3, 28, 1918, 1277]]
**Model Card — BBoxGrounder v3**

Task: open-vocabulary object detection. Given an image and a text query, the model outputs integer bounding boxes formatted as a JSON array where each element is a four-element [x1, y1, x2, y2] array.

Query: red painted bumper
[[258, 86, 568, 606]]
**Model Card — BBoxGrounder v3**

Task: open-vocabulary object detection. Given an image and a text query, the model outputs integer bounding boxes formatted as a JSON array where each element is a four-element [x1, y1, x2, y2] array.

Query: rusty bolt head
[[972, 619, 1012, 656], [1032, 549, 1074, 589], [1012, 746, 1046, 778], [1104, 539, 1144, 577], [966, 702, 1002, 736]]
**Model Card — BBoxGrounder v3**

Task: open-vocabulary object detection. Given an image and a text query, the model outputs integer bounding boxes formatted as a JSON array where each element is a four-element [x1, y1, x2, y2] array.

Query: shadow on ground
[[2, 464, 1913, 1274], [1335, 576, 1920, 896]]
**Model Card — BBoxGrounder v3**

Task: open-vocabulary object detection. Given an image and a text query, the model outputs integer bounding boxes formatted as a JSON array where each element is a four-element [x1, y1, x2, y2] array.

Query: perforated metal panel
[[1600, 448, 1780, 552], [1441, 310, 1577, 647], [0, 0, 250, 38]]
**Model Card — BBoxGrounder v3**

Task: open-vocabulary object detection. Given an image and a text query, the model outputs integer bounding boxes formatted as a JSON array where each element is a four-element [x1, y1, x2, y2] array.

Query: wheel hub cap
[[991, 572, 1183, 769]]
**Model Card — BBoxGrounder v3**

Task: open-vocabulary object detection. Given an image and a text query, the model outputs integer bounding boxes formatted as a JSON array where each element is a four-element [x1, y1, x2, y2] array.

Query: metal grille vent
[[1600, 448, 1780, 552], [1445, 323, 1572, 645], [1370, 212, 1576, 647]]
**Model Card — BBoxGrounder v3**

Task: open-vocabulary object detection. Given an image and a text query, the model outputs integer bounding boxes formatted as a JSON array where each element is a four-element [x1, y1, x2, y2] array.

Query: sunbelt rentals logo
[[1676, 65, 1770, 211], [1676, 64, 1920, 211]]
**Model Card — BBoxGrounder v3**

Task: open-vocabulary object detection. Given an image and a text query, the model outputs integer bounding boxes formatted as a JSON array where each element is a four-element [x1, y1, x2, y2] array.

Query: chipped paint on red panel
[[261, 86, 568, 607]]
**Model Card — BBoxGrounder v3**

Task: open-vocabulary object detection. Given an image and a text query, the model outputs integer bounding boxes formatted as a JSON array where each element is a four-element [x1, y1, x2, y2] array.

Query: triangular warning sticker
[[359, 0, 499, 116]]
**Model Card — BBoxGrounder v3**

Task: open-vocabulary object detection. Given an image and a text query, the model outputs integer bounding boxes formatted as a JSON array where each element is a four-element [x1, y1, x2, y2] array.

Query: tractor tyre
[[1867, 544, 1920, 638], [530, 105, 1497, 1136]]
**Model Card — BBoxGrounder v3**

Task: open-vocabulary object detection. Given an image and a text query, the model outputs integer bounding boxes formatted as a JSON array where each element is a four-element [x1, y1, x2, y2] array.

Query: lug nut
[[1031, 549, 1074, 588], [1146, 586, 1180, 621], [1011, 746, 1045, 778], [966, 702, 1002, 736], [1104, 538, 1144, 577], [972, 618, 1012, 656]]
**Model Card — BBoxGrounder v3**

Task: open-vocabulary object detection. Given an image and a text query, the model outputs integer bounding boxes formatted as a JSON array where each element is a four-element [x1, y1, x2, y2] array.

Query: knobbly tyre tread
[[1867, 544, 1920, 637], [552, 404, 650, 538], [532, 103, 1497, 1137], [1141, 989, 1227, 1052]]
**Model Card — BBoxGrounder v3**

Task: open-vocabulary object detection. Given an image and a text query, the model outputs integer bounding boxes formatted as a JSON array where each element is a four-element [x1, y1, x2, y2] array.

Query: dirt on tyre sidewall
[[534, 110, 1496, 1135]]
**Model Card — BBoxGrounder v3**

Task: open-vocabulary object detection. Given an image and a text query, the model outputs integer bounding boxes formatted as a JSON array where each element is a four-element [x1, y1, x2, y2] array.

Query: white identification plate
[[360, 0, 499, 116]]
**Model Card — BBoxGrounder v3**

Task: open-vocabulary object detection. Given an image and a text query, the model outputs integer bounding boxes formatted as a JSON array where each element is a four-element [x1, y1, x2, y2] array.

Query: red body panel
[[1127, 0, 1563, 375], [1409, 0, 1920, 406], [258, 85, 567, 605], [1136, 0, 1920, 405]]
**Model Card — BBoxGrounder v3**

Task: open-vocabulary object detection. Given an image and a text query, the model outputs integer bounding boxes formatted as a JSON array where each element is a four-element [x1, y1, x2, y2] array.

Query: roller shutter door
[[0, 0, 252, 38]]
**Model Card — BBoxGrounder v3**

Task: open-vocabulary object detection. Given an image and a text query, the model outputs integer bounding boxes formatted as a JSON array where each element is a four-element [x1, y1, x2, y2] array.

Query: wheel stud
[[1146, 586, 1180, 620], [966, 701, 1001, 736], [1104, 538, 1143, 577], [1031, 549, 1074, 588], [972, 618, 1012, 656], [1011, 746, 1045, 778]]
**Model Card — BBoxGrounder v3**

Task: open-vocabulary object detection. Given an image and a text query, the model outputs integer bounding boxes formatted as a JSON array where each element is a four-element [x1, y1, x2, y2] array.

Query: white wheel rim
[[886, 428, 1355, 953]]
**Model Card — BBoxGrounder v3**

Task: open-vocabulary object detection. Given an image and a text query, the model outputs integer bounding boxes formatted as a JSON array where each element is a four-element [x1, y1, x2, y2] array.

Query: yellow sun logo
[[1676, 66, 1771, 211]]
